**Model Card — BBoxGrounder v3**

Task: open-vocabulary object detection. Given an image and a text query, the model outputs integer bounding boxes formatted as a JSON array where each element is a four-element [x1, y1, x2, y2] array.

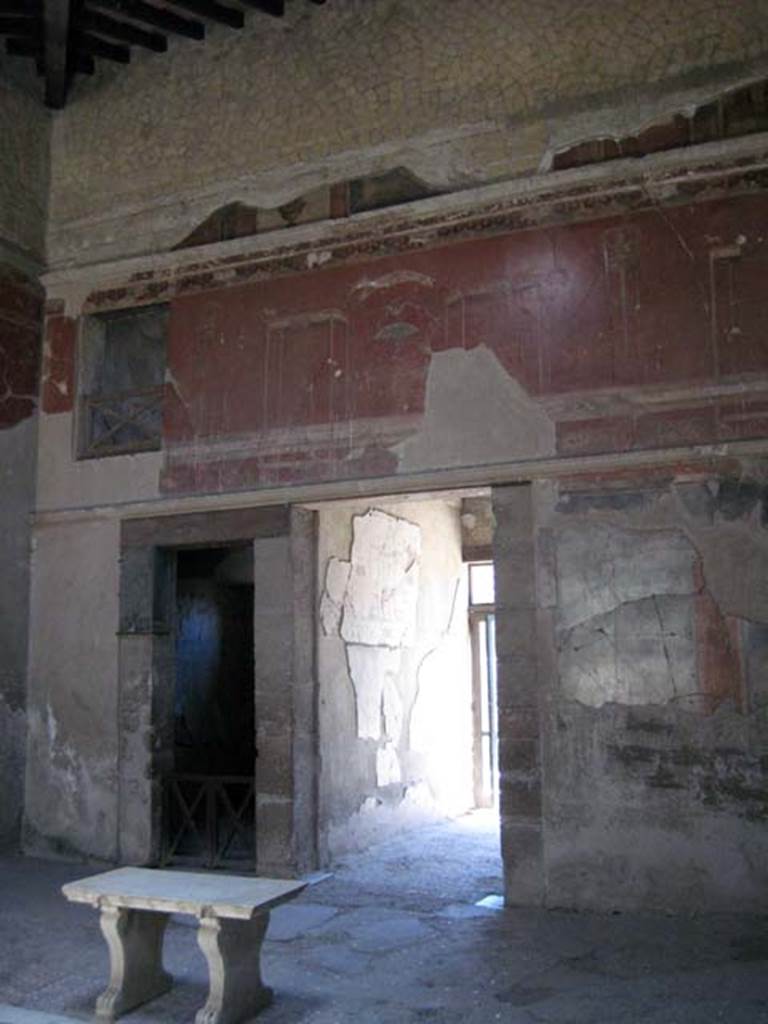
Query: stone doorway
[[116, 505, 318, 878], [308, 490, 507, 899], [160, 543, 256, 869]]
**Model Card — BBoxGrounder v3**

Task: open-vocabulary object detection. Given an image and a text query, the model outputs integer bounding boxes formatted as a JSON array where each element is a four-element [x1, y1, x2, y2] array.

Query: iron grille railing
[[160, 774, 256, 870], [80, 386, 164, 457]]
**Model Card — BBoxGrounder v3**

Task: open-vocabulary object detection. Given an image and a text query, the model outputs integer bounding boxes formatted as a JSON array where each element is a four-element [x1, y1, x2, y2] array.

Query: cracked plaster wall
[[316, 500, 473, 858], [0, 75, 48, 847], [45, 0, 768, 266], [23, 516, 120, 861], [0, 266, 43, 848], [0, 415, 37, 848], [536, 467, 768, 912]]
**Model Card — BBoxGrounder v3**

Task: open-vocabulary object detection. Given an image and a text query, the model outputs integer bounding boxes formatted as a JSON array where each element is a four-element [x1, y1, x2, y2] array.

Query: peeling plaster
[[382, 677, 404, 744], [321, 509, 422, 743], [556, 523, 699, 632], [376, 742, 401, 787], [346, 645, 402, 742], [543, 66, 768, 170], [320, 556, 351, 636], [559, 595, 698, 708], [340, 510, 421, 648], [398, 346, 555, 473]]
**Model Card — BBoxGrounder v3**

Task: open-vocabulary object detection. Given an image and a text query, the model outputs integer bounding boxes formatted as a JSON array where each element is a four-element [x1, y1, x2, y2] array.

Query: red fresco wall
[[34, 193, 766, 493], [160, 192, 768, 494], [40, 315, 77, 415]]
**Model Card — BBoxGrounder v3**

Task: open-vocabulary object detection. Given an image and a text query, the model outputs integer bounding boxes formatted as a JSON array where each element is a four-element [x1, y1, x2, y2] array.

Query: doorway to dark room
[[161, 543, 256, 869]]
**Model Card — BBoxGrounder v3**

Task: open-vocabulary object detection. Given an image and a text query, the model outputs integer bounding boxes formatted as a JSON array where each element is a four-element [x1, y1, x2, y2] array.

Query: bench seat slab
[[96, 907, 172, 1021], [195, 913, 272, 1024]]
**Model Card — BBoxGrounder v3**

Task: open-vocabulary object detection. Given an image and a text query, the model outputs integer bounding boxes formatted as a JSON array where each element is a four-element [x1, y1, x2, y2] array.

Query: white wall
[[316, 497, 474, 858]]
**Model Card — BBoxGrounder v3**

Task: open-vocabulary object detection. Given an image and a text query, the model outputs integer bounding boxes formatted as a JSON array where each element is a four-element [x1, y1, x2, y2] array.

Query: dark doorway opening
[[161, 543, 257, 869]]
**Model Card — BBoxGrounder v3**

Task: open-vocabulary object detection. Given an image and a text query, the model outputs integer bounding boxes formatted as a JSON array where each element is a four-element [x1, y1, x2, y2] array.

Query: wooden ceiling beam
[[165, 0, 243, 29], [76, 29, 130, 61], [43, 0, 72, 109], [0, 15, 38, 34], [0, 1, 40, 13], [238, 0, 284, 17], [6, 33, 94, 74], [81, 7, 166, 50], [89, 0, 204, 39], [5, 36, 39, 55]]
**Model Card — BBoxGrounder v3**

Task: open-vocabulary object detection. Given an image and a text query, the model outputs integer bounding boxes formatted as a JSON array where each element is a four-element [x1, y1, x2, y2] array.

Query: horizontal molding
[[31, 436, 768, 526], [42, 129, 768, 313]]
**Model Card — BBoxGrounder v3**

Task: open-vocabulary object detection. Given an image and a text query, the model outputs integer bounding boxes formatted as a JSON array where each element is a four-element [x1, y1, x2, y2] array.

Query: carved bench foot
[[95, 906, 172, 1021], [195, 913, 273, 1024]]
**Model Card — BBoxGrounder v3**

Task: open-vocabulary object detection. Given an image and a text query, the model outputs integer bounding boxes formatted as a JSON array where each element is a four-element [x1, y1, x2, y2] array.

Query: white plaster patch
[[376, 742, 401, 787], [320, 557, 351, 636], [347, 645, 402, 740], [382, 677, 404, 743], [403, 781, 434, 810], [556, 523, 698, 631], [341, 510, 421, 648], [559, 595, 697, 707], [352, 270, 435, 301], [398, 346, 555, 472]]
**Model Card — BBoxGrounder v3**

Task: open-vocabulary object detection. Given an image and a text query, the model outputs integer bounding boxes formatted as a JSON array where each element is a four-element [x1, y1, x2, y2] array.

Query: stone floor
[[1, 811, 768, 1023]]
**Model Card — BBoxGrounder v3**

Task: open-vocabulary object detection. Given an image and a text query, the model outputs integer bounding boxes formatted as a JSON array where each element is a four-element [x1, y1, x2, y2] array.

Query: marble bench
[[62, 867, 306, 1024]]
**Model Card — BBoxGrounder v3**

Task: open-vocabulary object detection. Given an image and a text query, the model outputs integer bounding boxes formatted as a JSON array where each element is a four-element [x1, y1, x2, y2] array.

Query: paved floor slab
[[0, 813, 767, 1023], [0, 1007, 81, 1024]]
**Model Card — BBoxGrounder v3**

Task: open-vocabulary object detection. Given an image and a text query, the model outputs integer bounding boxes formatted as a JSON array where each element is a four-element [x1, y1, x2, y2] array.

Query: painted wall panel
[[43, 193, 768, 497]]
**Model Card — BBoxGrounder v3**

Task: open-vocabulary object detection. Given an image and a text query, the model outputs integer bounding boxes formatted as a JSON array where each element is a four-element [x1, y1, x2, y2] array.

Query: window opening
[[78, 303, 167, 457], [469, 562, 499, 808]]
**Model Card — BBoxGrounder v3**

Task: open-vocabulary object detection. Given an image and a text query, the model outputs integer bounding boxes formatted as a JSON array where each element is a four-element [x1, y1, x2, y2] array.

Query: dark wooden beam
[[81, 7, 166, 50], [5, 35, 39, 54], [0, 15, 37, 33], [89, 0, 204, 39], [238, 0, 284, 16], [6, 33, 94, 74], [43, 0, 71, 109], [0, 1, 40, 13], [121, 505, 291, 548], [76, 29, 130, 61], [165, 0, 243, 29]]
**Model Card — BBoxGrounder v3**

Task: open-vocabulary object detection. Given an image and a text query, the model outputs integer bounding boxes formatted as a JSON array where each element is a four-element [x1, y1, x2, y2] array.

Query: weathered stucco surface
[[0, 417, 37, 848], [0, 77, 49, 263], [0, 74, 46, 849], [0, 265, 43, 848], [6, 0, 768, 914], [46, 0, 768, 264], [35, 413, 162, 512], [316, 499, 473, 857], [535, 470, 768, 912], [24, 516, 120, 861]]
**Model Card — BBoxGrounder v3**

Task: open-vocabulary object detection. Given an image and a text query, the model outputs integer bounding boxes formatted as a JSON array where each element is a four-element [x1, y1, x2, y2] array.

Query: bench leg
[[95, 906, 173, 1020], [195, 914, 273, 1024]]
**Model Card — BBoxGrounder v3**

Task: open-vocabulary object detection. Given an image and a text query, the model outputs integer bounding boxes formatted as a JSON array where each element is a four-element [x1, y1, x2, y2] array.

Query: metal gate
[[160, 774, 256, 869]]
